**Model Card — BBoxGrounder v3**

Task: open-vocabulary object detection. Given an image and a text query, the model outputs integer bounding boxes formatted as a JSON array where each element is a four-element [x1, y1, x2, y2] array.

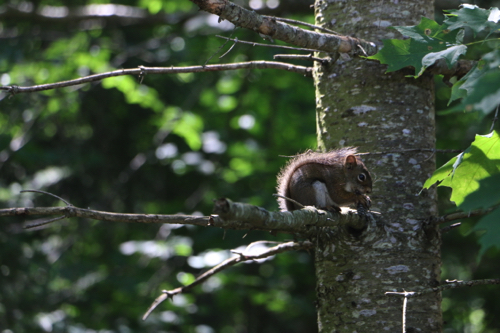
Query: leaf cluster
[[369, 4, 500, 259], [369, 4, 500, 116]]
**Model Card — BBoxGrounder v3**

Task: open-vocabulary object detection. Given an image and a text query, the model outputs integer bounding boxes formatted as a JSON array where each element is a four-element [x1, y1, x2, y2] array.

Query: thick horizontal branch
[[0, 61, 312, 94], [211, 198, 369, 233], [142, 240, 313, 319], [1, 198, 369, 234], [190, 0, 377, 56]]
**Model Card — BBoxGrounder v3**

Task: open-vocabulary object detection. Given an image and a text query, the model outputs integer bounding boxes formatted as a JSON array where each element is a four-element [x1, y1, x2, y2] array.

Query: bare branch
[[490, 104, 499, 133], [0, 206, 210, 227], [21, 189, 73, 206], [142, 240, 313, 320], [269, 16, 340, 35], [402, 293, 408, 333], [386, 279, 500, 299], [211, 198, 370, 233], [1, 198, 370, 234], [24, 216, 68, 229], [274, 54, 329, 64], [440, 222, 461, 233], [357, 148, 463, 156], [384, 290, 410, 333], [216, 35, 321, 53], [189, 0, 377, 56], [272, 194, 305, 209], [0, 61, 312, 95], [430, 208, 495, 225]]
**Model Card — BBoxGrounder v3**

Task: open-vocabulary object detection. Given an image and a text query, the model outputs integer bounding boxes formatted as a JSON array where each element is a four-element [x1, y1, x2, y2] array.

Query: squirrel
[[276, 147, 372, 213]]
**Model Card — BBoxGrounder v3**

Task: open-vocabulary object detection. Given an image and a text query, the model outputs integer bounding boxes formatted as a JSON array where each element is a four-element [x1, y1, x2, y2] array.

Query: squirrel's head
[[344, 154, 372, 194]]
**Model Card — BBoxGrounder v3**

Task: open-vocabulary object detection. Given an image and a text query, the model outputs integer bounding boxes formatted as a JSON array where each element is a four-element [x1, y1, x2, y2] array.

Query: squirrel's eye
[[358, 173, 366, 182]]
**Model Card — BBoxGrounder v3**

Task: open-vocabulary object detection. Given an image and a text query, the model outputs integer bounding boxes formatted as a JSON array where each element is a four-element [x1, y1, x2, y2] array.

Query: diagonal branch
[[0, 61, 311, 95], [189, 0, 378, 56], [142, 240, 313, 320]]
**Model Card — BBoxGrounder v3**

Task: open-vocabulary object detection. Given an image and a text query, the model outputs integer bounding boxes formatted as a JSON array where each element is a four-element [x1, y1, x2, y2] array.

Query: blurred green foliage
[[0, 0, 499, 333]]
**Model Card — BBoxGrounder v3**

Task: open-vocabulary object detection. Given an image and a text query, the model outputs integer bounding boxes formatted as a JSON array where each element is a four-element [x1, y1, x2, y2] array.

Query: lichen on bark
[[313, 0, 442, 331]]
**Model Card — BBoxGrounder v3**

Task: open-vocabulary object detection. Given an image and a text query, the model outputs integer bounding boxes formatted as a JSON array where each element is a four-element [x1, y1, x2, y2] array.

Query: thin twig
[[21, 189, 73, 206], [24, 216, 67, 229], [215, 35, 322, 53], [219, 37, 238, 59], [20, 189, 73, 229], [402, 294, 408, 333], [385, 279, 500, 299], [274, 53, 330, 64], [273, 193, 305, 209], [357, 148, 463, 155], [142, 240, 313, 319], [430, 207, 495, 225], [267, 16, 340, 35], [0, 206, 211, 226], [490, 104, 499, 132], [357, 43, 368, 57], [204, 26, 237, 65], [0, 61, 312, 95], [385, 290, 413, 333], [440, 222, 461, 233]]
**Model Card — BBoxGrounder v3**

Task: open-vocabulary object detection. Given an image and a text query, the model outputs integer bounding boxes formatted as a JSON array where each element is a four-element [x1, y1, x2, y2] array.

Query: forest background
[[1, 0, 499, 332]]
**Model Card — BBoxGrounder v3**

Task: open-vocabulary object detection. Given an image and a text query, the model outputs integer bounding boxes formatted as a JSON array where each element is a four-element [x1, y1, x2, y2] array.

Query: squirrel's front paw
[[355, 193, 371, 208], [355, 195, 371, 217], [325, 204, 341, 213]]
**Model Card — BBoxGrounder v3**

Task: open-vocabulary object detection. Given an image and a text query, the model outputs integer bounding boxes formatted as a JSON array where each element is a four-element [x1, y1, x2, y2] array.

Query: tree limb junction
[[189, 0, 378, 56]]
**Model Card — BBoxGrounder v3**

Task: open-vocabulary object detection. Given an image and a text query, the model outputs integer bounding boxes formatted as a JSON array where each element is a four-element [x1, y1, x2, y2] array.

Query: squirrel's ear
[[345, 155, 357, 169]]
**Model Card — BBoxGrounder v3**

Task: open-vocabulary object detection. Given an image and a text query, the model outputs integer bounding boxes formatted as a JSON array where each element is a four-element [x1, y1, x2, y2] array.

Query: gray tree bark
[[313, 0, 442, 331]]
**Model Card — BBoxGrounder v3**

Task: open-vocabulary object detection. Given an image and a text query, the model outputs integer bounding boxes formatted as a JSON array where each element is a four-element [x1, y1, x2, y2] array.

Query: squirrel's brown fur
[[276, 147, 372, 212]]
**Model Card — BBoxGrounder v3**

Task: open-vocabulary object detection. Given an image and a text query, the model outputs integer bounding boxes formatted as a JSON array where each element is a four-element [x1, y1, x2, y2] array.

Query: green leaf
[[462, 69, 500, 115], [444, 48, 500, 116], [444, 4, 500, 36], [423, 131, 500, 205], [449, 79, 467, 104], [447, 61, 486, 105], [471, 207, 500, 259], [422, 45, 467, 69], [443, 62, 500, 116], [367, 17, 464, 77], [394, 17, 462, 44], [460, 173, 500, 210]]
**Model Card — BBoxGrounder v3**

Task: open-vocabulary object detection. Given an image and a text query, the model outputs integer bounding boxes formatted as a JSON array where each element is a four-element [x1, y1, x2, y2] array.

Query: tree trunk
[[313, 0, 442, 331]]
